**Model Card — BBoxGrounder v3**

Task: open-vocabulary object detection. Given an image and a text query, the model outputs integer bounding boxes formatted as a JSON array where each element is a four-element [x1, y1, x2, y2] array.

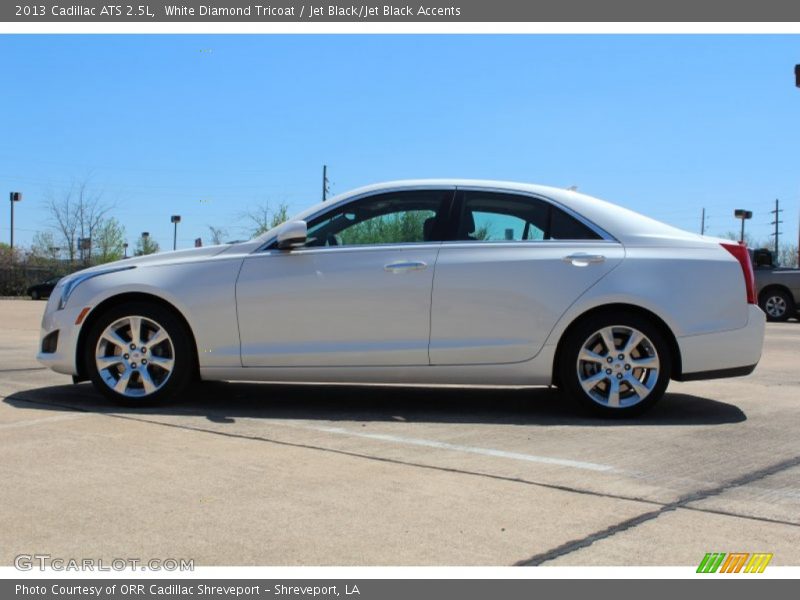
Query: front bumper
[[36, 297, 88, 376], [675, 304, 766, 380]]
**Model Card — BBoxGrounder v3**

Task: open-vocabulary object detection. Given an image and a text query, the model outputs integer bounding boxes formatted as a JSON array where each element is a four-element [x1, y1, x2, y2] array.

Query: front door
[[236, 188, 454, 367]]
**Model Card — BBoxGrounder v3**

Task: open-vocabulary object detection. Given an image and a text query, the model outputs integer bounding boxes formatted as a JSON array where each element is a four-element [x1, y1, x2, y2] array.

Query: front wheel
[[84, 302, 195, 405], [558, 312, 672, 417]]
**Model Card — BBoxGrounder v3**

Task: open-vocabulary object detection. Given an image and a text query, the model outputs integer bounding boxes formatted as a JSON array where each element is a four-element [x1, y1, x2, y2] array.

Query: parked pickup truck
[[753, 248, 800, 321]]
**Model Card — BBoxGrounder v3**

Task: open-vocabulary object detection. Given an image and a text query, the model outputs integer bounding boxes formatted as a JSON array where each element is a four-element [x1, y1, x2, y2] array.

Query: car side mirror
[[276, 220, 308, 250]]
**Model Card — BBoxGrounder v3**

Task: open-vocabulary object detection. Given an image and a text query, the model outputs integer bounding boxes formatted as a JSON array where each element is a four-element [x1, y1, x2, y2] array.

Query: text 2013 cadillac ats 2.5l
[[37, 180, 765, 417]]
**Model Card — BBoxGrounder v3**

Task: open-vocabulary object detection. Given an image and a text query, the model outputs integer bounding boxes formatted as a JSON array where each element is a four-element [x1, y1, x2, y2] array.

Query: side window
[[457, 192, 601, 242], [304, 190, 451, 247]]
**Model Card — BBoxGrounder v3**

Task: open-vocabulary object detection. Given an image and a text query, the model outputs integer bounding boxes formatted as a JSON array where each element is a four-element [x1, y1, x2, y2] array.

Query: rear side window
[[549, 207, 602, 240], [457, 191, 602, 241]]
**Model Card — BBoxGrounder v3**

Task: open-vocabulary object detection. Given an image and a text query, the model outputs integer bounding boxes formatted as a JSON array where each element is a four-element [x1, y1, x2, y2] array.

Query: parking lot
[[0, 298, 798, 566]]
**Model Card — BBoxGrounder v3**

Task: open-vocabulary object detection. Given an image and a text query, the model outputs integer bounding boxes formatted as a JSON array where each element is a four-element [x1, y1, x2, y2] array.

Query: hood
[[73, 245, 232, 275]]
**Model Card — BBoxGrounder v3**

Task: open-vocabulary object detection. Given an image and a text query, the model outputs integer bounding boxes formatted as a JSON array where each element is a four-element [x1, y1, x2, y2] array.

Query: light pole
[[141, 232, 149, 256], [171, 215, 181, 251], [123, 242, 128, 258], [9, 192, 22, 251], [734, 209, 752, 244]]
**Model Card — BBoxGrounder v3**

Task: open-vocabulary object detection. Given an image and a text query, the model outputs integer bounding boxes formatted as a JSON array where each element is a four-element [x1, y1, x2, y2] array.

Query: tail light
[[721, 242, 756, 305]]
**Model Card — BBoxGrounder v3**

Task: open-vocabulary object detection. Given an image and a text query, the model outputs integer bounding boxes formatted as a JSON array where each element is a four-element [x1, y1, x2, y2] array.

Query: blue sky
[[1, 34, 800, 250]]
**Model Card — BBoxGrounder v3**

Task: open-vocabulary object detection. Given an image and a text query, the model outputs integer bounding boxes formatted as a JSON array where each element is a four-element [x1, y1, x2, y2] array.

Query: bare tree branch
[[241, 203, 290, 237], [207, 225, 228, 245], [45, 179, 113, 264]]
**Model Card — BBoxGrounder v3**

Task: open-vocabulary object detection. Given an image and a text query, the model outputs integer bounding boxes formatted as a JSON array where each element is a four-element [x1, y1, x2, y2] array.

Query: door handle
[[563, 254, 606, 266], [384, 261, 428, 273]]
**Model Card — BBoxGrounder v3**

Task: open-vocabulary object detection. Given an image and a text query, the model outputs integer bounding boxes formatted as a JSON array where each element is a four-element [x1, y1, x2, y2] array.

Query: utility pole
[[700, 207, 706, 235], [770, 198, 782, 262], [322, 165, 330, 202]]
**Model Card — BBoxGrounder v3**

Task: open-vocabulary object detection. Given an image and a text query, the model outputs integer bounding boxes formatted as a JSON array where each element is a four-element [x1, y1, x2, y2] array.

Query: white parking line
[[304, 424, 617, 472], [0, 413, 86, 430]]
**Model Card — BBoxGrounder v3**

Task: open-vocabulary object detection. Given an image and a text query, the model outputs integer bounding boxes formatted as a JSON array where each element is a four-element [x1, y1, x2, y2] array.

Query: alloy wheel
[[94, 315, 175, 398], [764, 295, 787, 318], [576, 325, 660, 409]]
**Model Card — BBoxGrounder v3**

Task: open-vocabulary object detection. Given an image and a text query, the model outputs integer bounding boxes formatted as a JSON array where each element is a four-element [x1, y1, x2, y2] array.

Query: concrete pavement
[[1, 299, 797, 566]]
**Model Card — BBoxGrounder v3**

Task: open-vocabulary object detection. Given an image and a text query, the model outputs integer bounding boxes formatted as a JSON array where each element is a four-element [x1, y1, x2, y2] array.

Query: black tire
[[558, 311, 672, 418], [83, 301, 195, 406], [30, 290, 40, 300], [759, 289, 793, 322]]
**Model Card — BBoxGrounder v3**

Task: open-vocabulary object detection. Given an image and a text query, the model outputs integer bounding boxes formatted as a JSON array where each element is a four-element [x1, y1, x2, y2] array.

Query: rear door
[[429, 189, 624, 365]]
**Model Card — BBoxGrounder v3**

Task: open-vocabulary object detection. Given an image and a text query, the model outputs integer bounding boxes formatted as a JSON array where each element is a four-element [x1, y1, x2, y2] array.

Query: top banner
[[5, 0, 800, 22]]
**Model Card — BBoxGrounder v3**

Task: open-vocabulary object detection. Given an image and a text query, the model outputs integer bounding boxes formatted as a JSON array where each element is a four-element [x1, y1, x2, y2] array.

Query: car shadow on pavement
[[4, 380, 746, 426]]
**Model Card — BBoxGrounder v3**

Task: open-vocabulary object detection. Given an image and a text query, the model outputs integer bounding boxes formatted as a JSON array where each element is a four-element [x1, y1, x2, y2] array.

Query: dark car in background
[[26, 276, 61, 300], [752, 249, 800, 321]]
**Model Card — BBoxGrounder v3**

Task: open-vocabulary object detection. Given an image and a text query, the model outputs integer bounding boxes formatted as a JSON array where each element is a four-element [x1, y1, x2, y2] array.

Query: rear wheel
[[31, 290, 40, 300], [84, 302, 195, 405], [558, 312, 671, 417], [759, 289, 793, 322]]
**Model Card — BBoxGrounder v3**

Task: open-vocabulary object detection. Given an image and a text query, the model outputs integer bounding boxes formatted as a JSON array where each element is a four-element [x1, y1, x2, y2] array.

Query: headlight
[[58, 266, 135, 310]]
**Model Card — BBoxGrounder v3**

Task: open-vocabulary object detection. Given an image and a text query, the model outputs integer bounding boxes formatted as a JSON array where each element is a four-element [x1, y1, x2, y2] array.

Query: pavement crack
[[680, 505, 799, 528], [515, 453, 800, 566]]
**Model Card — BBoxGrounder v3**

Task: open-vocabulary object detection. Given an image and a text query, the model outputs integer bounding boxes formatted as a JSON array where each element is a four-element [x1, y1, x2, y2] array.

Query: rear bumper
[[675, 304, 765, 381]]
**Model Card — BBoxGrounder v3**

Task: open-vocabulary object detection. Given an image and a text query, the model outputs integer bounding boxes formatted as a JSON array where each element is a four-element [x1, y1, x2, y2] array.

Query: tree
[[719, 232, 798, 268], [94, 218, 126, 264], [135, 236, 160, 256], [721, 231, 756, 247], [0, 243, 26, 295], [339, 211, 430, 245], [45, 179, 112, 264], [777, 243, 799, 268], [207, 225, 228, 245], [243, 203, 290, 237], [473, 224, 491, 241], [0, 242, 18, 267], [29, 231, 61, 266]]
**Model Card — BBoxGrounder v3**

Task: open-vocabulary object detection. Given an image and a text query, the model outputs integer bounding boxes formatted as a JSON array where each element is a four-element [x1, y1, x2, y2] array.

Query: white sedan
[[37, 180, 765, 417]]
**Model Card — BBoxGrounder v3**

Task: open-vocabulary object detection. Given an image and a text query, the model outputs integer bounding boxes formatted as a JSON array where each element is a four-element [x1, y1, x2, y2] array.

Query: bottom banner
[[2, 579, 793, 600]]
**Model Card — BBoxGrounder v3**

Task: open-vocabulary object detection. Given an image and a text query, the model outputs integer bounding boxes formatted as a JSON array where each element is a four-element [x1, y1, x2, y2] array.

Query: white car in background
[[37, 180, 765, 417]]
